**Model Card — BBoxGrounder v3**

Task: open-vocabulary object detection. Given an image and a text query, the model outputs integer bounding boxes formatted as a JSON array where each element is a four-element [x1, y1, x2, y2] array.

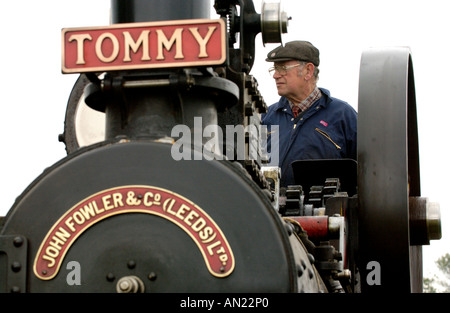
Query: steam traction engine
[[0, 0, 442, 293]]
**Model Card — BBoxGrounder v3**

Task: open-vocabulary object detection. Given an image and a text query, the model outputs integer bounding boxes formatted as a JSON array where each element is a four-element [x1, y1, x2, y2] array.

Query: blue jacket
[[261, 88, 357, 187]]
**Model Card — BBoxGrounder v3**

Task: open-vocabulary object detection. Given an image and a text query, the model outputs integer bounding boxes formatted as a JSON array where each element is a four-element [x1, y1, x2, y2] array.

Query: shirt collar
[[289, 87, 322, 112]]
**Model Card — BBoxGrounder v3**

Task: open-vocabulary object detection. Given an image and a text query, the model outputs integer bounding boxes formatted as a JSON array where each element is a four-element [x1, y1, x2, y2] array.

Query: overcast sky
[[0, 0, 448, 283]]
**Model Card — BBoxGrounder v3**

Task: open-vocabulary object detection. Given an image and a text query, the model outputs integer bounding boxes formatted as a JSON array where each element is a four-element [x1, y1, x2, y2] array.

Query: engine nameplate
[[33, 185, 235, 280]]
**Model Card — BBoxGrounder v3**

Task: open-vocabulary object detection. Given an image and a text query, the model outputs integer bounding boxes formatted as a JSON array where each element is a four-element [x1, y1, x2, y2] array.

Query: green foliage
[[424, 253, 450, 293]]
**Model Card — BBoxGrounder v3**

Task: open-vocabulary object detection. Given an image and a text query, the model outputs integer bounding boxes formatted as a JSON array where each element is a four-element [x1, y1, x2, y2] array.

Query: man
[[262, 40, 357, 187]]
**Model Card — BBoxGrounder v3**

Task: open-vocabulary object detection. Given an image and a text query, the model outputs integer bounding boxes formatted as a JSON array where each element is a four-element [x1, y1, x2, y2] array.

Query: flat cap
[[265, 40, 320, 66]]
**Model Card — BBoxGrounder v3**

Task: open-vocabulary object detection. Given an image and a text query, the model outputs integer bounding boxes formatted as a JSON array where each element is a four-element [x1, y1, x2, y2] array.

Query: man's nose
[[273, 71, 281, 79]]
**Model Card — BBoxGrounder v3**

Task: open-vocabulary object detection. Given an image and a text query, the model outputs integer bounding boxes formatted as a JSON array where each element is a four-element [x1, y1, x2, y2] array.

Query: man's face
[[272, 60, 305, 99]]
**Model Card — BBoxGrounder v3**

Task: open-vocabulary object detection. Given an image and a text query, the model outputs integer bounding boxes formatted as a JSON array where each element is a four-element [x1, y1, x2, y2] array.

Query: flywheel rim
[[357, 47, 421, 292]]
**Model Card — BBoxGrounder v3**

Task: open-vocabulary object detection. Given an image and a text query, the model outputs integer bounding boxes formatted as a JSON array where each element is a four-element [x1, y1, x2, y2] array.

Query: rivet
[[127, 260, 136, 269], [308, 268, 314, 279], [301, 259, 307, 269], [307, 253, 315, 264], [13, 236, 23, 247], [297, 264, 304, 277], [10, 286, 21, 293], [148, 272, 157, 281], [284, 223, 293, 236], [106, 272, 115, 282], [11, 261, 21, 273]]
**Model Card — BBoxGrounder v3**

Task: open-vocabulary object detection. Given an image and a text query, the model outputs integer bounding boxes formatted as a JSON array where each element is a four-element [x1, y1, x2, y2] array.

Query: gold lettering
[[219, 254, 228, 263], [68, 33, 92, 65], [175, 204, 190, 220], [206, 240, 221, 256], [143, 192, 151, 206], [156, 28, 184, 60], [96, 32, 120, 63], [143, 192, 154, 206], [216, 246, 226, 255], [49, 236, 65, 251], [79, 202, 96, 220], [112, 193, 124, 208], [153, 193, 161, 205], [199, 226, 216, 242], [42, 254, 56, 268], [72, 211, 85, 225], [102, 194, 115, 210], [163, 198, 176, 212], [55, 226, 71, 242], [188, 26, 216, 58], [65, 217, 76, 232], [123, 30, 151, 62], [184, 210, 199, 226], [191, 217, 206, 232], [167, 201, 177, 216], [45, 246, 59, 259], [93, 200, 104, 214]]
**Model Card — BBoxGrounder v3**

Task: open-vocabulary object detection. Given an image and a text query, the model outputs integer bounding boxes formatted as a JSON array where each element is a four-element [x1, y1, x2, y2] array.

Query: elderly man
[[262, 40, 357, 187]]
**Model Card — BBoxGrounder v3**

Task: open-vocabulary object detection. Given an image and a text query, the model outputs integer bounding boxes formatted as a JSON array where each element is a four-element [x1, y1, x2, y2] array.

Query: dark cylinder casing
[[101, 0, 234, 146], [111, 0, 210, 24]]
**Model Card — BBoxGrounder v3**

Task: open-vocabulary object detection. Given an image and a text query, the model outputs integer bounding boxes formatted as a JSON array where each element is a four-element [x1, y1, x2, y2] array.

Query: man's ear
[[304, 63, 315, 81]]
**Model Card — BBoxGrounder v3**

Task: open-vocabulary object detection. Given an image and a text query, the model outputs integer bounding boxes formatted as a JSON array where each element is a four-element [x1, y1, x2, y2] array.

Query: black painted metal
[[292, 159, 358, 200], [81, 0, 240, 150], [1, 0, 337, 293], [111, 0, 210, 24], [0, 235, 28, 293], [95, 70, 238, 142], [1, 141, 320, 292], [357, 47, 422, 292]]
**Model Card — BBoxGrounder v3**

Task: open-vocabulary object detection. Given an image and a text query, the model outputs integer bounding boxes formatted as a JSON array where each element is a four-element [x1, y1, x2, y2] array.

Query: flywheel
[[357, 47, 440, 292]]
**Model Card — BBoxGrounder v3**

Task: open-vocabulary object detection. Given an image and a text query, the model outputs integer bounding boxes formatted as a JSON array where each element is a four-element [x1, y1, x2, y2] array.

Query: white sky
[[0, 0, 448, 284]]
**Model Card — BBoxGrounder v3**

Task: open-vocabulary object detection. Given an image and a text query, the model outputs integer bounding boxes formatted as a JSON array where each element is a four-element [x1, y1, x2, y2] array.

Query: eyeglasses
[[268, 63, 301, 76]]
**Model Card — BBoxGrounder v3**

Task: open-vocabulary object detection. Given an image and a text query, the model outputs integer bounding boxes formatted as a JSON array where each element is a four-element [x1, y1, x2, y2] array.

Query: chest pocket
[[315, 128, 341, 150]]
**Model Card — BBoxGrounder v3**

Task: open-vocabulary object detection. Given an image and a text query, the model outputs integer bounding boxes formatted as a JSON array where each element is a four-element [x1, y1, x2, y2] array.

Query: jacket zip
[[315, 128, 341, 150]]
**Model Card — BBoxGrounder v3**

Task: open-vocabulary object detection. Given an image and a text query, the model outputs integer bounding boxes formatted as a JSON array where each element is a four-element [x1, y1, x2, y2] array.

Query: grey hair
[[297, 61, 320, 81]]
